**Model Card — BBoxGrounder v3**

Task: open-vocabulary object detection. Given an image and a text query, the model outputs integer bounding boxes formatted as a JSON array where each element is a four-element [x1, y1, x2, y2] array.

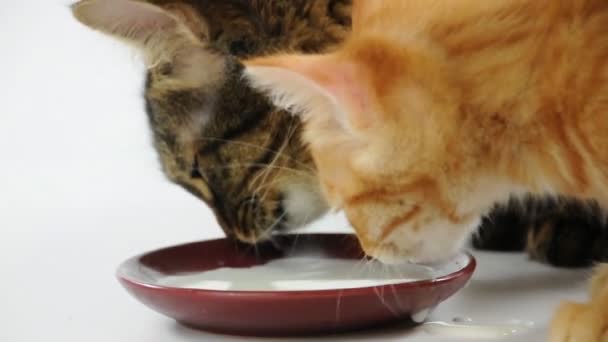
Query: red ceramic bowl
[[117, 233, 475, 337]]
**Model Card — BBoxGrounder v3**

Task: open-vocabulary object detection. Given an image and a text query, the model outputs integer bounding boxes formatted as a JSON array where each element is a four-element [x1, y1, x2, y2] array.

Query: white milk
[[157, 255, 437, 291], [422, 319, 535, 339], [155, 250, 533, 339]]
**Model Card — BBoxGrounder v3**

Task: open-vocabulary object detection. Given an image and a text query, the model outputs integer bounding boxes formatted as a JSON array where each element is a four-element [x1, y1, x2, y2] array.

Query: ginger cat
[[243, 0, 608, 340], [71, 0, 608, 268]]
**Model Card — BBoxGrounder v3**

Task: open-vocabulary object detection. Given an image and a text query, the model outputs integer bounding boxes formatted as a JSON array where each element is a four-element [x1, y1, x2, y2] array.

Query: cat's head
[[242, 1, 496, 263], [145, 0, 352, 59], [71, 0, 328, 242]]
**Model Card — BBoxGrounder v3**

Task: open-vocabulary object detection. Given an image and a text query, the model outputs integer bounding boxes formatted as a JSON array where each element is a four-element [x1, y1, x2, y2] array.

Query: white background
[[0, 1, 591, 341]]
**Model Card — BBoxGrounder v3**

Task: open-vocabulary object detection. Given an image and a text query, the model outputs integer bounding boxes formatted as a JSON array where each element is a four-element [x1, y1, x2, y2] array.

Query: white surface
[[0, 1, 591, 341]]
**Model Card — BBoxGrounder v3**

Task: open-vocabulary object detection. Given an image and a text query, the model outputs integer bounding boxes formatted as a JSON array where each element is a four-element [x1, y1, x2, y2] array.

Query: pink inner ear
[[274, 56, 374, 130], [321, 66, 373, 130], [299, 62, 373, 131], [246, 54, 375, 130]]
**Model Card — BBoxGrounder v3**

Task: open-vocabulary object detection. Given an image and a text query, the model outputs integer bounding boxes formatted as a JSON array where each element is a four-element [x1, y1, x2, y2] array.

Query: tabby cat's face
[[145, 58, 328, 242], [71, 0, 342, 243]]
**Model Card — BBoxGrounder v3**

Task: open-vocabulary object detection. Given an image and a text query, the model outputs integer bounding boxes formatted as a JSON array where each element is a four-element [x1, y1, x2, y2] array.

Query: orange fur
[[244, 1, 608, 340]]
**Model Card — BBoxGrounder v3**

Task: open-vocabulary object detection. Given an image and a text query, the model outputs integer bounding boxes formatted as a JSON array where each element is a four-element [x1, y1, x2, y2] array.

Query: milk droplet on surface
[[422, 319, 535, 339], [452, 317, 473, 323], [412, 308, 433, 323], [507, 319, 535, 328]]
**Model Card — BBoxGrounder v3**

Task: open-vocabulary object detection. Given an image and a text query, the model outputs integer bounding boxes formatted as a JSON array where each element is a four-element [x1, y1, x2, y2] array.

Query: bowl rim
[[116, 233, 476, 298]]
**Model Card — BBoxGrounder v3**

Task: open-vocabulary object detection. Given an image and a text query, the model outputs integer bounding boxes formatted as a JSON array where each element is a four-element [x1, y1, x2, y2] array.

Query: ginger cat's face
[[320, 148, 483, 264], [243, 1, 529, 263], [245, 42, 490, 263]]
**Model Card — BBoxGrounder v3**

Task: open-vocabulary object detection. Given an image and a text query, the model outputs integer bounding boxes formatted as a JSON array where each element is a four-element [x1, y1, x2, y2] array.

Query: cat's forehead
[[143, 56, 235, 132], [144, 61, 297, 172]]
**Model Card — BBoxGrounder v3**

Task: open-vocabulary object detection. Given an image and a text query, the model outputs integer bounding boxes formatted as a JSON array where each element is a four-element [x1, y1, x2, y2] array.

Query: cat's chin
[[355, 217, 478, 266], [368, 243, 463, 265], [360, 226, 473, 265], [282, 183, 329, 228]]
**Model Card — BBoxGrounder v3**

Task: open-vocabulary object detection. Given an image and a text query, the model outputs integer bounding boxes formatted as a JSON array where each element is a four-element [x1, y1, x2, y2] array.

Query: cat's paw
[[549, 301, 607, 342]]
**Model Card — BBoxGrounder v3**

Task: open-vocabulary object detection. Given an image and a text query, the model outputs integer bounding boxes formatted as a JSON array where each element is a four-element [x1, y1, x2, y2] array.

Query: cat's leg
[[526, 199, 607, 267], [475, 196, 608, 267], [550, 263, 608, 342], [473, 196, 530, 251]]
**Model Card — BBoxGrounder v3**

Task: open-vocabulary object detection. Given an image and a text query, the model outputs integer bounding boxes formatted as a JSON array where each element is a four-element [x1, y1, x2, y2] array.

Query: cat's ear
[[71, 0, 179, 42], [71, 0, 208, 66], [243, 54, 376, 131]]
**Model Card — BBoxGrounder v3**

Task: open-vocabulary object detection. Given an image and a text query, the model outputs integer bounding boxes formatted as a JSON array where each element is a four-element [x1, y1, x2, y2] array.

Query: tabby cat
[[70, 0, 607, 267], [72, 0, 350, 243], [242, 0, 608, 340]]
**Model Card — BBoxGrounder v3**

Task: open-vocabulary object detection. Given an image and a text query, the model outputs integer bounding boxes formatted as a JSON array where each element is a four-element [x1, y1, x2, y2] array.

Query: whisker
[[335, 288, 344, 325], [258, 130, 292, 202], [195, 136, 315, 172], [257, 211, 288, 241], [372, 285, 399, 317], [199, 163, 314, 179], [250, 126, 290, 192], [248, 179, 287, 200], [358, 245, 398, 316], [380, 260, 412, 315], [250, 172, 269, 204], [267, 234, 282, 250], [288, 231, 301, 256]]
